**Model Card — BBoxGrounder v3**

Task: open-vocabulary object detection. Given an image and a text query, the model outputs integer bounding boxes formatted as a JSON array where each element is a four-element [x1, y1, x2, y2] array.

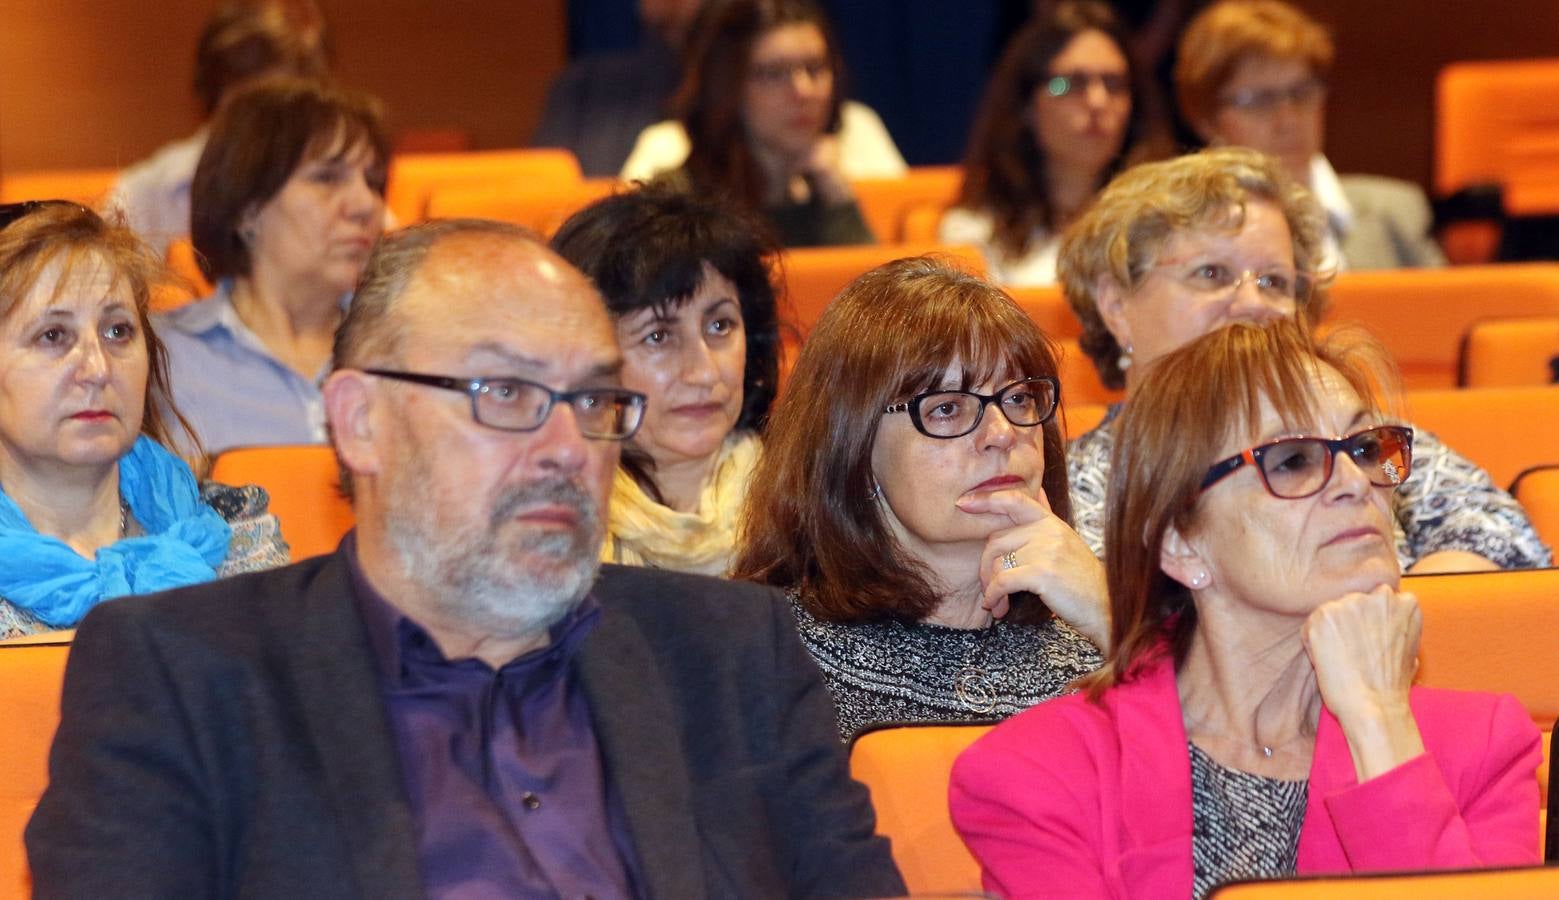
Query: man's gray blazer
[[25, 553, 905, 899]]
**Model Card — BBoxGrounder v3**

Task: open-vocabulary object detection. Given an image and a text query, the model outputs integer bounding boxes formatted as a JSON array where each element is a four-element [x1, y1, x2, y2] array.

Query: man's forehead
[[395, 232, 616, 366]]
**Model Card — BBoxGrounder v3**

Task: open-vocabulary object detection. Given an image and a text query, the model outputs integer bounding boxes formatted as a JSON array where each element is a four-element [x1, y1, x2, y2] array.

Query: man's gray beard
[[386, 475, 603, 640]]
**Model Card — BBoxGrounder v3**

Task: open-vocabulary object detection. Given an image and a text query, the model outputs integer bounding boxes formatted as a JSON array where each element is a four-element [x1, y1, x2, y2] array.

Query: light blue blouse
[[156, 280, 335, 456]]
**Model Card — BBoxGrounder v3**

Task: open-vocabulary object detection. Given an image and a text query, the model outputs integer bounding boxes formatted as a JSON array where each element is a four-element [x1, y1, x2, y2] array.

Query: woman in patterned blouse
[[731, 257, 1106, 741], [0, 202, 288, 642], [1060, 147, 1549, 572], [952, 320, 1541, 899]]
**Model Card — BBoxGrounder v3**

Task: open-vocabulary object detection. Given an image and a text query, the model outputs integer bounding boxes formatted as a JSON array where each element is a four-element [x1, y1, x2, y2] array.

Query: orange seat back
[[901, 202, 946, 243], [1054, 337, 1123, 407], [849, 724, 992, 894], [1512, 465, 1559, 551], [1062, 402, 1109, 441], [0, 640, 72, 899], [1409, 567, 1559, 819], [1459, 317, 1559, 388], [0, 168, 119, 205], [1007, 284, 1082, 340], [425, 178, 619, 237], [851, 167, 963, 244], [1323, 265, 1559, 389], [1211, 865, 1559, 898], [780, 243, 987, 336], [1402, 386, 1559, 489], [386, 149, 584, 223], [1437, 59, 1559, 199], [208, 445, 354, 560]]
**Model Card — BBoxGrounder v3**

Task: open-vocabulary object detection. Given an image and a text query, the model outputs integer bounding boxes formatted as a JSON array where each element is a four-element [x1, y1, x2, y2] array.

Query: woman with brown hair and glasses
[[952, 320, 1540, 898], [731, 257, 1105, 741], [620, 0, 906, 247], [0, 202, 287, 641], [941, 0, 1158, 286], [1062, 147, 1547, 572]]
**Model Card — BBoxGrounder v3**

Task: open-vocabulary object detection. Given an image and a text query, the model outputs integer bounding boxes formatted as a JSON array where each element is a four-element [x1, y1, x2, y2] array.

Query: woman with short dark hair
[[552, 186, 781, 575], [620, 0, 906, 247], [158, 77, 389, 457], [732, 256, 1106, 740]]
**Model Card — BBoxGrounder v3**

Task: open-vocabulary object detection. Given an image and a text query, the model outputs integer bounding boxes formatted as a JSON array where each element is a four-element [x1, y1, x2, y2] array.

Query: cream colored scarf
[[600, 432, 761, 577]]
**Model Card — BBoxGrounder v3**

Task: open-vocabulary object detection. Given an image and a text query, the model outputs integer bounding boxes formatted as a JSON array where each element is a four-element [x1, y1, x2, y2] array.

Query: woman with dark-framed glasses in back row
[[732, 257, 1108, 741]]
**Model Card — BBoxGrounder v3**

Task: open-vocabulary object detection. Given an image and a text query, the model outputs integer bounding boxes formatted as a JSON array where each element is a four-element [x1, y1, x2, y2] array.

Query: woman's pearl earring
[[1188, 570, 1208, 589], [1118, 342, 1134, 372]]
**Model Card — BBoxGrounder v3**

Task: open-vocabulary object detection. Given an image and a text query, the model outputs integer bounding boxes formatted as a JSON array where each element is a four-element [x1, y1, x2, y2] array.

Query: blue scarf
[[0, 436, 232, 626]]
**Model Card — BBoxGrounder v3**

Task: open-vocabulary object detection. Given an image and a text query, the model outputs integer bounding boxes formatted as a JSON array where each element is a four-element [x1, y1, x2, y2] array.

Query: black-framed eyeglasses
[[883, 376, 1059, 440], [364, 369, 646, 440], [1045, 70, 1130, 99], [0, 199, 93, 232], [1201, 425, 1414, 499]]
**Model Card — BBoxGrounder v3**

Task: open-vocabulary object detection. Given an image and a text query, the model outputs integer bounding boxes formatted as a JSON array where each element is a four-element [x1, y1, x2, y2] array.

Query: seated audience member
[[26, 219, 906, 899], [941, 1, 1154, 286], [732, 257, 1106, 741], [0, 202, 287, 641], [107, 0, 329, 257], [158, 77, 389, 457], [952, 320, 1541, 898], [532, 0, 706, 177], [1063, 148, 1549, 571], [1175, 0, 1445, 271], [621, 0, 908, 247], [552, 185, 780, 575]]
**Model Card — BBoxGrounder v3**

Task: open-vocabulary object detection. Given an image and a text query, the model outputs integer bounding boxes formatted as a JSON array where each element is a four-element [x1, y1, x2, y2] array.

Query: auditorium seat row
[[11, 567, 1557, 897]]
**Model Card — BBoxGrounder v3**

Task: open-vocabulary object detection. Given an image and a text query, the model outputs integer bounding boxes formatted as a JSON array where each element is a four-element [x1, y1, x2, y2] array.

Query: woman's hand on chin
[[959, 488, 1111, 650], [1301, 584, 1428, 781]]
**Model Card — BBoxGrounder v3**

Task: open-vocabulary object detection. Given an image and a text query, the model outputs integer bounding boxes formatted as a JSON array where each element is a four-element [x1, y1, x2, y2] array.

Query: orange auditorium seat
[[851, 166, 963, 244], [1511, 465, 1559, 550], [1323, 265, 1559, 389], [1054, 337, 1122, 407], [208, 445, 354, 560], [385, 148, 584, 223], [0, 640, 72, 899], [1402, 386, 1559, 489], [1458, 317, 1559, 388], [1437, 59, 1559, 203], [779, 243, 986, 336], [1409, 567, 1559, 835], [425, 178, 619, 237], [1210, 865, 1559, 898], [849, 724, 992, 895], [1007, 284, 1082, 340], [0, 168, 119, 206], [1062, 402, 1109, 440]]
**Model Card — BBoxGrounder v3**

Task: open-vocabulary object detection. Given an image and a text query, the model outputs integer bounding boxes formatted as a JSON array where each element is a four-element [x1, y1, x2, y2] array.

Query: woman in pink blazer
[[950, 321, 1541, 899]]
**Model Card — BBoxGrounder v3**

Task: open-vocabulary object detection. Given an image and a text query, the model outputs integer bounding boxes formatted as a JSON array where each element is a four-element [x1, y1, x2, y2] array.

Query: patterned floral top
[[0, 482, 289, 641], [1067, 405, 1552, 570], [1188, 743, 1308, 900], [787, 590, 1104, 742]]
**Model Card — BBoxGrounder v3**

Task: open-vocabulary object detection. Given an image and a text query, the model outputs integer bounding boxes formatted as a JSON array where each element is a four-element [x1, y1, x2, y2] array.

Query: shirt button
[[522, 792, 541, 811]]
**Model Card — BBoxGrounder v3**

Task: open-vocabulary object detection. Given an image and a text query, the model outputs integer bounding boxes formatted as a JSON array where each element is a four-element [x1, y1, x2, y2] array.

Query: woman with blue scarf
[[0, 201, 289, 641]]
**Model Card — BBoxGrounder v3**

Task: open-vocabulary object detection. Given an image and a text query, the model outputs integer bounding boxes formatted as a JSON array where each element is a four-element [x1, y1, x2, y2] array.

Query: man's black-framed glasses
[[364, 370, 646, 440], [1200, 425, 1414, 499], [883, 376, 1060, 440]]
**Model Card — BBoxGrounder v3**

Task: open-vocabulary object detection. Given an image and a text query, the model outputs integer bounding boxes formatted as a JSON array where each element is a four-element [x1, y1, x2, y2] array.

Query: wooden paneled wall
[[0, 0, 565, 171]]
